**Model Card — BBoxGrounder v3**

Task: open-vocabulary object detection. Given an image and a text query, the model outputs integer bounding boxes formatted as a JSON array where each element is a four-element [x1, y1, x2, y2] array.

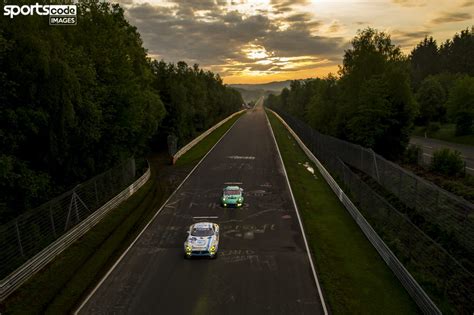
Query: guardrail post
[[14, 220, 24, 258]]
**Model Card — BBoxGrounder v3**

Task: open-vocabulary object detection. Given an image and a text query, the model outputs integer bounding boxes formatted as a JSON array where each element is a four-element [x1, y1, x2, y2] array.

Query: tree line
[[0, 1, 242, 221], [265, 27, 474, 159]]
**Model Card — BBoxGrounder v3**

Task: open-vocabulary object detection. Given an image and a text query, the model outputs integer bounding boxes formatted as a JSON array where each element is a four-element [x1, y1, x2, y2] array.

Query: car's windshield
[[191, 228, 214, 236], [224, 190, 240, 196]]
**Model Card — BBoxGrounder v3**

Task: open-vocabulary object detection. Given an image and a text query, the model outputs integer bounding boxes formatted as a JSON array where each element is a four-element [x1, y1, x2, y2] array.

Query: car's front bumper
[[222, 201, 243, 207], [185, 250, 216, 257]]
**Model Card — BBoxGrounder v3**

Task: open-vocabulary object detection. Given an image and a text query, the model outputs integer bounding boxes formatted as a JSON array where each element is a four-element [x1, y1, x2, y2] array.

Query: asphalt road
[[76, 102, 326, 314], [410, 136, 474, 174]]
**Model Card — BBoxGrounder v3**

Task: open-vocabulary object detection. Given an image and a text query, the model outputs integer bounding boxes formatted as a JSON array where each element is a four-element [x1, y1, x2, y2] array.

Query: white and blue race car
[[184, 222, 219, 259]]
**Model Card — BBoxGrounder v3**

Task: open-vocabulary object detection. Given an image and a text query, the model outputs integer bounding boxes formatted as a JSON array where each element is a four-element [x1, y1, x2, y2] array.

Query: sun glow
[[242, 44, 271, 60]]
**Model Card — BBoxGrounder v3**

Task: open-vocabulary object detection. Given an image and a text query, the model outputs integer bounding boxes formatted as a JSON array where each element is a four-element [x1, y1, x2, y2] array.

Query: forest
[[0, 2, 243, 221], [265, 27, 474, 160]]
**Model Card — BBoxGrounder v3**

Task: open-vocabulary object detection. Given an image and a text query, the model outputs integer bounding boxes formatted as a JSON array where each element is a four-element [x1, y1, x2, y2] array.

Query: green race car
[[221, 186, 244, 207]]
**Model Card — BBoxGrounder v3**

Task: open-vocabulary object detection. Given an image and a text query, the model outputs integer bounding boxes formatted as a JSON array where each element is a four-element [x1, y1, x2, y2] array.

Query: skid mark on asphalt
[[222, 223, 276, 239], [218, 249, 277, 271]]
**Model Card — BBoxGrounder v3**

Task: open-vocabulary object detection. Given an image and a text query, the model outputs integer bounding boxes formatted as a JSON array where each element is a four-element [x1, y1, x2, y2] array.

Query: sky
[[114, 0, 473, 84]]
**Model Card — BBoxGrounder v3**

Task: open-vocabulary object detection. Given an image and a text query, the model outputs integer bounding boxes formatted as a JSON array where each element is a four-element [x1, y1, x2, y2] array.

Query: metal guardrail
[[268, 109, 442, 315], [0, 164, 151, 301], [172, 110, 246, 164]]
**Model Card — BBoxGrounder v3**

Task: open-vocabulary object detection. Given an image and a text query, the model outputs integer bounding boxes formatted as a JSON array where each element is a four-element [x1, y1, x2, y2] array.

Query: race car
[[221, 185, 244, 207], [184, 222, 219, 258]]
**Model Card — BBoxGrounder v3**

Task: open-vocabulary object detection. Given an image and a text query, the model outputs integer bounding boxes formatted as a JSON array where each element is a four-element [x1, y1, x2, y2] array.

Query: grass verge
[[175, 111, 245, 166], [413, 124, 474, 146], [0, 111, 244, 315], [267, 110, 419, 314]]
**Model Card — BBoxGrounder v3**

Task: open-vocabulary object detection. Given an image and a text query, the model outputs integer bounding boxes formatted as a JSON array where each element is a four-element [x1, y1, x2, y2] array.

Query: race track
[[76, 102, 326, 315]]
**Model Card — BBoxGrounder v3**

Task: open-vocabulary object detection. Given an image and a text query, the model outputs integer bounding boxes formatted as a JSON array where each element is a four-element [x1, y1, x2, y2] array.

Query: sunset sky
[[116, 0, 473, 84]]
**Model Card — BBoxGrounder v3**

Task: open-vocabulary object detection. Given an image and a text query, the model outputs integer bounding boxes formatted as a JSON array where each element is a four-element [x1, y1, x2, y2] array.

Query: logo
[[4, 3, 77, 26]]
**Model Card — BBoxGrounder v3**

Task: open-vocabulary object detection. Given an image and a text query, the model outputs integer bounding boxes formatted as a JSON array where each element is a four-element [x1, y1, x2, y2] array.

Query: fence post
[[414, 179, 418, 210], [398, 170, 403, 197], [14, 220, 25, 258], [49, 205, 57, 238], [74, 192, 80, 223], [65, 194, 74, 231], [435, 189, 439, 210], [370, 149, 380, 183], [94, 179, 99, 206], [131, 158, 136, 178]]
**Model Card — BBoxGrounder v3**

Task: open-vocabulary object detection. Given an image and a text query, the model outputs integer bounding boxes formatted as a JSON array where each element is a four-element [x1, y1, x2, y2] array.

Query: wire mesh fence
[[269, 106, 474, 314], [0, 158, 136, 279]]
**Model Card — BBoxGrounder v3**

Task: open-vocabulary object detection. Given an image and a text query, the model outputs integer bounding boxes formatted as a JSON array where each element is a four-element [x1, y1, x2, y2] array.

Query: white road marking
[[193, 216, 219, 219], [227, 155, 255, 160], [224, 182, 243, 185], [423, 153, 433, 157], [466, 167, 474, 171], [265, 109, 329, 315]]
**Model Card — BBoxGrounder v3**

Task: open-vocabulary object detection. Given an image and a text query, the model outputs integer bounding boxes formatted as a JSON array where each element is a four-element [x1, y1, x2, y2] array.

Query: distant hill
[[229, 80, 293, 103], [232, 88, 274, 103], [229, 80, 292, 92]]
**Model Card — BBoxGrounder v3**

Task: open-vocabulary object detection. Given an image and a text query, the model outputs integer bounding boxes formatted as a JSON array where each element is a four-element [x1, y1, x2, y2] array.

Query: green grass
[[175, 111, 245, 166], [267, 110, 420, 315], [413, 124, 474, 146], [0, 112, 245, 315]]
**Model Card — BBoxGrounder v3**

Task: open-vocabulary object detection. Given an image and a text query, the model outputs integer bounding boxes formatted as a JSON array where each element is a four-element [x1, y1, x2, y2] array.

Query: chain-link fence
[[0, 158, 136, 279], [269, 107, 474, 314]]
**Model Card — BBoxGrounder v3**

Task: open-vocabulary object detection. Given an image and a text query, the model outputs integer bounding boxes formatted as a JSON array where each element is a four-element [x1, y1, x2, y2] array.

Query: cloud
[[391, 29, 431, 47], [124, 1, 347, 78], [391, 0, 427, 7], [431, 12, 472, 24], [270, 0, 310, 14], [328, 21, 342, 33], [258, 29, 346, 61], [460, 0, 474, 7]]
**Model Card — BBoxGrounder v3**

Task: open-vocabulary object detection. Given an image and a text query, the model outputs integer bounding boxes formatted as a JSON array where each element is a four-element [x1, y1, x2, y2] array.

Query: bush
[[455, 112, 473, 136], [426, 122, 440, 135], [430, 148, 465, 176], [403, 144, 421, 164]]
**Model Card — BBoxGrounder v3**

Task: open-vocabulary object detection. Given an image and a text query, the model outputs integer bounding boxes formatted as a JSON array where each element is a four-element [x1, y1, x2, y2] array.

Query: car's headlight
[[185, 245, 192, 252], [209, 245, 216, 253], [238, 197, 243, 202]]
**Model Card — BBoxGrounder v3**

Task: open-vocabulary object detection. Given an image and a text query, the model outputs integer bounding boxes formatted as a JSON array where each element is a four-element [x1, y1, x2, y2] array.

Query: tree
[[439, 28, 474, 76], [415, 76, 446, 125], [410, 37, 440, 88], [339, 28, 416, 159], [447, 76, 474, 135], [1, 0, 242, 221], [306, 75, 340, 135], [150, 60, 242, 149]]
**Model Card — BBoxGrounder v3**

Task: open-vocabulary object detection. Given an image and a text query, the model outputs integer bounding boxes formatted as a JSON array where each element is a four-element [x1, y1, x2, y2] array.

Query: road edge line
[[74, 112, 245, 314], [264, 108, 329, 315]]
